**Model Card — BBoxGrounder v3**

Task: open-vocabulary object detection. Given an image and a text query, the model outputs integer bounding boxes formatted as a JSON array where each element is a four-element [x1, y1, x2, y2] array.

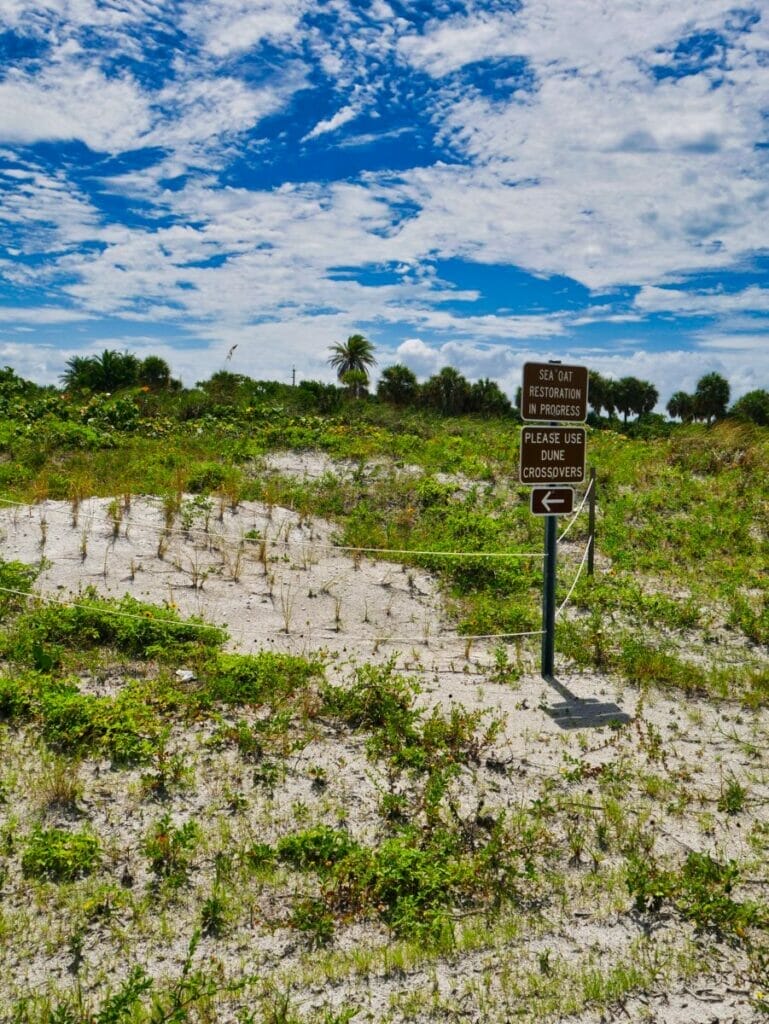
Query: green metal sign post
[[519, 361, 589, 680], [541, 512, 558, 679]]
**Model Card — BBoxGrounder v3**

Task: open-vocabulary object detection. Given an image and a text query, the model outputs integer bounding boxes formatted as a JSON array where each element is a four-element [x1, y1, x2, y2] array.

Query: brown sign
[[521, 362, 589, 422], [530, 487, 574, 516], [520, 426, 586, 484]]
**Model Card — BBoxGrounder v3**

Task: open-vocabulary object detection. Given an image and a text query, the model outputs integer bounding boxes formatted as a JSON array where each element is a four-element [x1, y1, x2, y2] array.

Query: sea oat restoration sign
[[520, 362, 589, 422]]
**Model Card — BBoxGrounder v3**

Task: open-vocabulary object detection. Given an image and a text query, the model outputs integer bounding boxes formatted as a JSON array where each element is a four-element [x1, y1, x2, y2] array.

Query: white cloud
[[180, 0, 308, 58], [303, 105, 360, 141], [0, 0, 170, 37], [147, 70, 307, 162], [0, 8, 306, 165], [398, 1, 749, 79], [0, 164, 102, 268], [2, 0, 769, 398], [392, 335, 769, 408], [696, 332, 769, 351], [0, 62, 152, 152], [416, 70, 769, 288], [0, 307, 93, 324], [575, 343, 769, 405], [635, 285, 769, 315], [397, 13, 523, 77], [391, 2, 769, 289]]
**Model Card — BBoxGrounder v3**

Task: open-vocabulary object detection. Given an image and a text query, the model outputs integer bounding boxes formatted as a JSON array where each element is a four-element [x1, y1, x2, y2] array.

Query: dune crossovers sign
[[519, 426, 587, 484]]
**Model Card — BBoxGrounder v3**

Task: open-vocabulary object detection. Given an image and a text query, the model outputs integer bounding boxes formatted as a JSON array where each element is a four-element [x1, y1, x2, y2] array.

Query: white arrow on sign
[[541, 490, 568, 511], [530, 486, 574, 516]]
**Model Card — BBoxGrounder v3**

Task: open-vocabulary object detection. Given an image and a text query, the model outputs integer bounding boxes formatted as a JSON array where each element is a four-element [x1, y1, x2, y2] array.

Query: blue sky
[[0, 0, 768, 405]]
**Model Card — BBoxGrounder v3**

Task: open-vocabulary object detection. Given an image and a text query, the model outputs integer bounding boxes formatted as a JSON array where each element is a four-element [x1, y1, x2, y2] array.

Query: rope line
[[0, 584, 544, 644], [0, 585, 226, 634], [557, 476, 593, 543], [555, 536, 592, 618], [0, 496, 548, 561], [287, 628, 545, 643], [0, 486, 597, 646]]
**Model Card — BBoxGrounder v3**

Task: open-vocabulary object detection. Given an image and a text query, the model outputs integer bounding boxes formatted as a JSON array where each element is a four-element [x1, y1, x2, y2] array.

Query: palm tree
[[61, 350, 139, 392], [327, 335, 377, 397], [61, 355, 99, 392], [469, 378, 512, 416], [588, 370, 609, 417], [667, 391, 694, 422], [614, 376, 653, 422], [138, 355, 172, 390], [377, 364, 418, 406], [638, 381, 659, 416], [92, 349, 140, 391], [421, 366, 472, 415], [340, 368, 369, 398], [694, 372, 730, 424]]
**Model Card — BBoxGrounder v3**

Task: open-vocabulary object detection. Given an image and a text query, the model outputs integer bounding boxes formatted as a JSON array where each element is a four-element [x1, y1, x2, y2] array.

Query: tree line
[[588, 369, 747, 424], [37, 336, 769, 428], [329, 335, 769, 426], [62, 351, 180, 393], [328, 333, 512, 415]]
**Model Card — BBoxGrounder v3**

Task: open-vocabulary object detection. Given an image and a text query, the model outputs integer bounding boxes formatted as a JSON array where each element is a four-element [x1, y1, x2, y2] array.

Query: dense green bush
[[39, 685, 159, 763], [203, 652, 323, 706], [21, 827, 101, 881], [627, 851, 765, 937], [277, 826, 359, 875], [5, 590, 226, 662], [0, 559, 38, 619]]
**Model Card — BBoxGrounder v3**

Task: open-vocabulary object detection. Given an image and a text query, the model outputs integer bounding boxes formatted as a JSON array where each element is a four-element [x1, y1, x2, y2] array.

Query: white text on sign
[[519, 425, 586, 484], [520, 362, 589, 423]]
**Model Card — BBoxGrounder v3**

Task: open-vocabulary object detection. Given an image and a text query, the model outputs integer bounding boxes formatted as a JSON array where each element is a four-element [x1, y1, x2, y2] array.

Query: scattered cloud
[[0, 307, 93, 324], [696, 331, 769, 351], [635, 285, 769, 316], [0, 61, 152, 152], [180, 0, 308, 58], [303, 105, 360, 141], [0, 0, 768, 399]]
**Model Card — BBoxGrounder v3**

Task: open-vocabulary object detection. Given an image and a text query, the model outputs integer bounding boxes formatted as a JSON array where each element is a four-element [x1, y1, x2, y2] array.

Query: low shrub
[[277, 826, 359, 875], [21, 827, 101, 882], [39, 685, 159, 764], [143, 813, 200, 887], [289, 897, 335, 947], [322, 660, 420, 736], [203, 651, 323, 707], [186, 461, 232, 493], [5, 590, 227, 663], [0, 675, 35, 720], [0, 559, 38, 619], [329, 827, 475, 940], [627, 850, 765, 937]]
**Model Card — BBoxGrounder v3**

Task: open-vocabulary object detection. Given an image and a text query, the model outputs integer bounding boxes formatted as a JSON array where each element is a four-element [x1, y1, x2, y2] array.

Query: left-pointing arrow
[[542, 491, 567, 512], [530, 487, 574, 516]]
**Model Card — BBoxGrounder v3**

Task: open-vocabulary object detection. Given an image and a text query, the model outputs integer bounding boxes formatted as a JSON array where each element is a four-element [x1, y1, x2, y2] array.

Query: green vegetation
[[21, 827, 101, 882], [627, 850, 765, 937], [61, 350, 178, 393], [143, 813, 201, 888], [0, 580, 767, 1019], [2, 359, 767, 652], [1, 357, 769, 1022]]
